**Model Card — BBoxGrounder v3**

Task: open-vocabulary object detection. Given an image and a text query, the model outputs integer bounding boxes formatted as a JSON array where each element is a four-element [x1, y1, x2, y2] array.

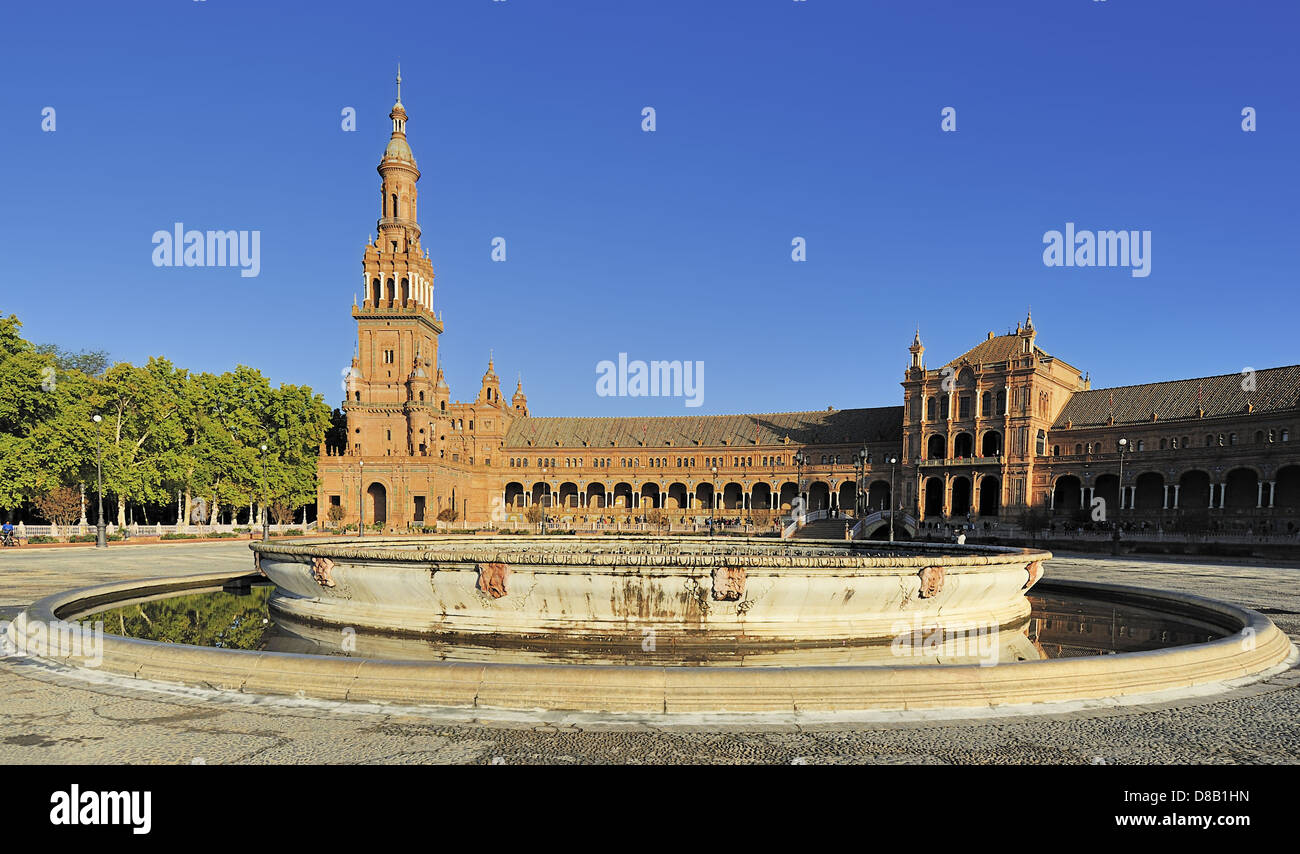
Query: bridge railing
[[850, 510, 918, 540]]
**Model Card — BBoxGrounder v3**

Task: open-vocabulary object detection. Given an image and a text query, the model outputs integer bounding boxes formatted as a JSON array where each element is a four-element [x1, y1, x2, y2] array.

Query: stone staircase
[[790, 518, 853, 540]]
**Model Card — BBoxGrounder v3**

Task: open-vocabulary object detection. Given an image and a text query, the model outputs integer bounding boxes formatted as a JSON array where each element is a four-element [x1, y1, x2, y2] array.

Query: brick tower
[[346, 66, 444, 459]]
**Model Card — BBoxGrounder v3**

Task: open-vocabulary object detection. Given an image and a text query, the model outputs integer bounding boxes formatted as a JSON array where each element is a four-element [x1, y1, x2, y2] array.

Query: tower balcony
[[353, 302, 442, 329]]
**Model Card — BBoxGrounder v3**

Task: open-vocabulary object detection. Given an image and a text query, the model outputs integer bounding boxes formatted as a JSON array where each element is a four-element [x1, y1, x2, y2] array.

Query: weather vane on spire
[[396, 62, 402, 104]]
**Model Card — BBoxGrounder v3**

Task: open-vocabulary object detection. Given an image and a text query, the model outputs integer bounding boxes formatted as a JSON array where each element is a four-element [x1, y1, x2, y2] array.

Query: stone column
[[1162, 484, 1169, 510], [1268, 481, 1276, 508], [1172, 484, 1180, 509], [1218, 483, 1226, 509], [1257, 481, 1264, 508]]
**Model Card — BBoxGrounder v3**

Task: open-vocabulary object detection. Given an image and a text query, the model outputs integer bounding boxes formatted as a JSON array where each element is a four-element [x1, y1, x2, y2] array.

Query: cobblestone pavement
[[1, 541, 1298, 764]]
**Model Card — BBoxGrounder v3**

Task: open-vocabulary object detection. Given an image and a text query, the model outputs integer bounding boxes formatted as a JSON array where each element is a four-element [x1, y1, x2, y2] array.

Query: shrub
[[28, 535, 59, 544]]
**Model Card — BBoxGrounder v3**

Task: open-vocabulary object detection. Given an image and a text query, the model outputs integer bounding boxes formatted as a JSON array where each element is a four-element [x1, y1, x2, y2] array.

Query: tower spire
[[396, 62, 402, 105]]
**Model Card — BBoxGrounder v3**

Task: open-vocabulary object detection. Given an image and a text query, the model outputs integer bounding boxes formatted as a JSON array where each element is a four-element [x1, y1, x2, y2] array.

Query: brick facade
[[316, 93, 1300, 535]]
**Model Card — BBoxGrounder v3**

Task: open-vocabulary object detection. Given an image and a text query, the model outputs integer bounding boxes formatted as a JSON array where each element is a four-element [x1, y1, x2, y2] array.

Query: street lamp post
[[709, 465, 717, 536], [889, 455, 899, 542], [793, 452, 807, 518], [853, 448, 868, 518], [259, 443, 270, 541], [92, 414, 106, 549], [1117, 438, 1129, 517], [1113, 438, 1128, 554]]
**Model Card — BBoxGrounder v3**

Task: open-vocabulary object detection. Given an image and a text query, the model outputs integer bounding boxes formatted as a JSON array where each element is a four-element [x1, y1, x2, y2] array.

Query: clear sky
[[1, 0, 1296, 418]]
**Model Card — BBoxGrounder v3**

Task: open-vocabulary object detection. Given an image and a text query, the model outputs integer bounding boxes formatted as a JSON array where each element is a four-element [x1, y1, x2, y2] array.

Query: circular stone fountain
[[251, 536, 1047, 646], [8, 535, 1296, 718]]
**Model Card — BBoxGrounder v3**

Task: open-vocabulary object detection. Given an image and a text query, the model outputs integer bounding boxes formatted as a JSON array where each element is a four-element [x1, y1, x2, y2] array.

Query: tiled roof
[[504, 407, 903, 450], [942, 332, 1086, 377], [1053, 365, 1300, 429], [944, 333, 1048, 368]]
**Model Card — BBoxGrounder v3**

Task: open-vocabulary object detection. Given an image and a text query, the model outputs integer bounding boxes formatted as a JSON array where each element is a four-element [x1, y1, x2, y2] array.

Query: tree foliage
[[33, 486, 82, 527], [0, 313, 331, 522]]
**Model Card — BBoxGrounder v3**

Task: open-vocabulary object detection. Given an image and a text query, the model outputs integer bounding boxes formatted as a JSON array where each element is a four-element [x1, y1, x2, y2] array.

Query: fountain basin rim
[[249, 535, 1052, 570], [10, 569, 1295, 716]]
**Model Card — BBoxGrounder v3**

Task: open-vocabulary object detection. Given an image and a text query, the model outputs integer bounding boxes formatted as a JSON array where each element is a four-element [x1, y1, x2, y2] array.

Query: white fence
[[10, 520, 317, 539]]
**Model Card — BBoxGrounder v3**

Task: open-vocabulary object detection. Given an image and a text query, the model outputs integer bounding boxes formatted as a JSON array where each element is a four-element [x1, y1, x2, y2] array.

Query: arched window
[[1136, 440, 1144, 451], [1075, 443, 1082, 455], [1052, 445, 1060, 456], [391, 193, 398, 217], [926, 397, 936, 421], [982, 391, 992, 416], [1255, 431, 1264, 444], [1228, 432, 1237, 445], [1283, 429, 1291, 442], [354, 391, 360, 402], [1205, 434, 1213, 447], [1159, 438, 1166, 450], [371, 278, 380, 305], [1035, 429, 1046, 455]]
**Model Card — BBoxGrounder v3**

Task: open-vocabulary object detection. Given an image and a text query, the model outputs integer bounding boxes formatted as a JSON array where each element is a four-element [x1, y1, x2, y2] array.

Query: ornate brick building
[[317, 90, 1300, 537]]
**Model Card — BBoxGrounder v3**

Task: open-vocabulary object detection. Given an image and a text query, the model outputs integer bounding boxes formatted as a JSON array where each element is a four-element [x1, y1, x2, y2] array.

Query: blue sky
[[1, 0, 1296, 417]]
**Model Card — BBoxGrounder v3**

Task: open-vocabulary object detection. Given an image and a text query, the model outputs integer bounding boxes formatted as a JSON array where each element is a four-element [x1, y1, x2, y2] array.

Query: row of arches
[[923, 389, 1007, 422], [368, 277, 412, 306], [920, 476, 1002, 519], [926, 430, 1002, 460], [1055, 429, 1292, 457], [1051, 465, 1300, 512], [503, 479, 896, 512]]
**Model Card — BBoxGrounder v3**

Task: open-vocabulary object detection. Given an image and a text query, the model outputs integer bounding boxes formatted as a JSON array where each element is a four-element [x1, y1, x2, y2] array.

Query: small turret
[[478, 353, 502, 406], [512, 375, 529, 416], [908, 328, 925, 370]]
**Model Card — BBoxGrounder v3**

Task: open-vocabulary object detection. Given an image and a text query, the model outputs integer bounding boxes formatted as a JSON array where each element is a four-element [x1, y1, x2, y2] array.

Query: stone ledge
[[8, 573, 1295, 717]]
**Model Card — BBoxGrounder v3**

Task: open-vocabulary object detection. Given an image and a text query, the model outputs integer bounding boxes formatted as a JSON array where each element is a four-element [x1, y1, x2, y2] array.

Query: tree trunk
[[182, 488, 192, 529]]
